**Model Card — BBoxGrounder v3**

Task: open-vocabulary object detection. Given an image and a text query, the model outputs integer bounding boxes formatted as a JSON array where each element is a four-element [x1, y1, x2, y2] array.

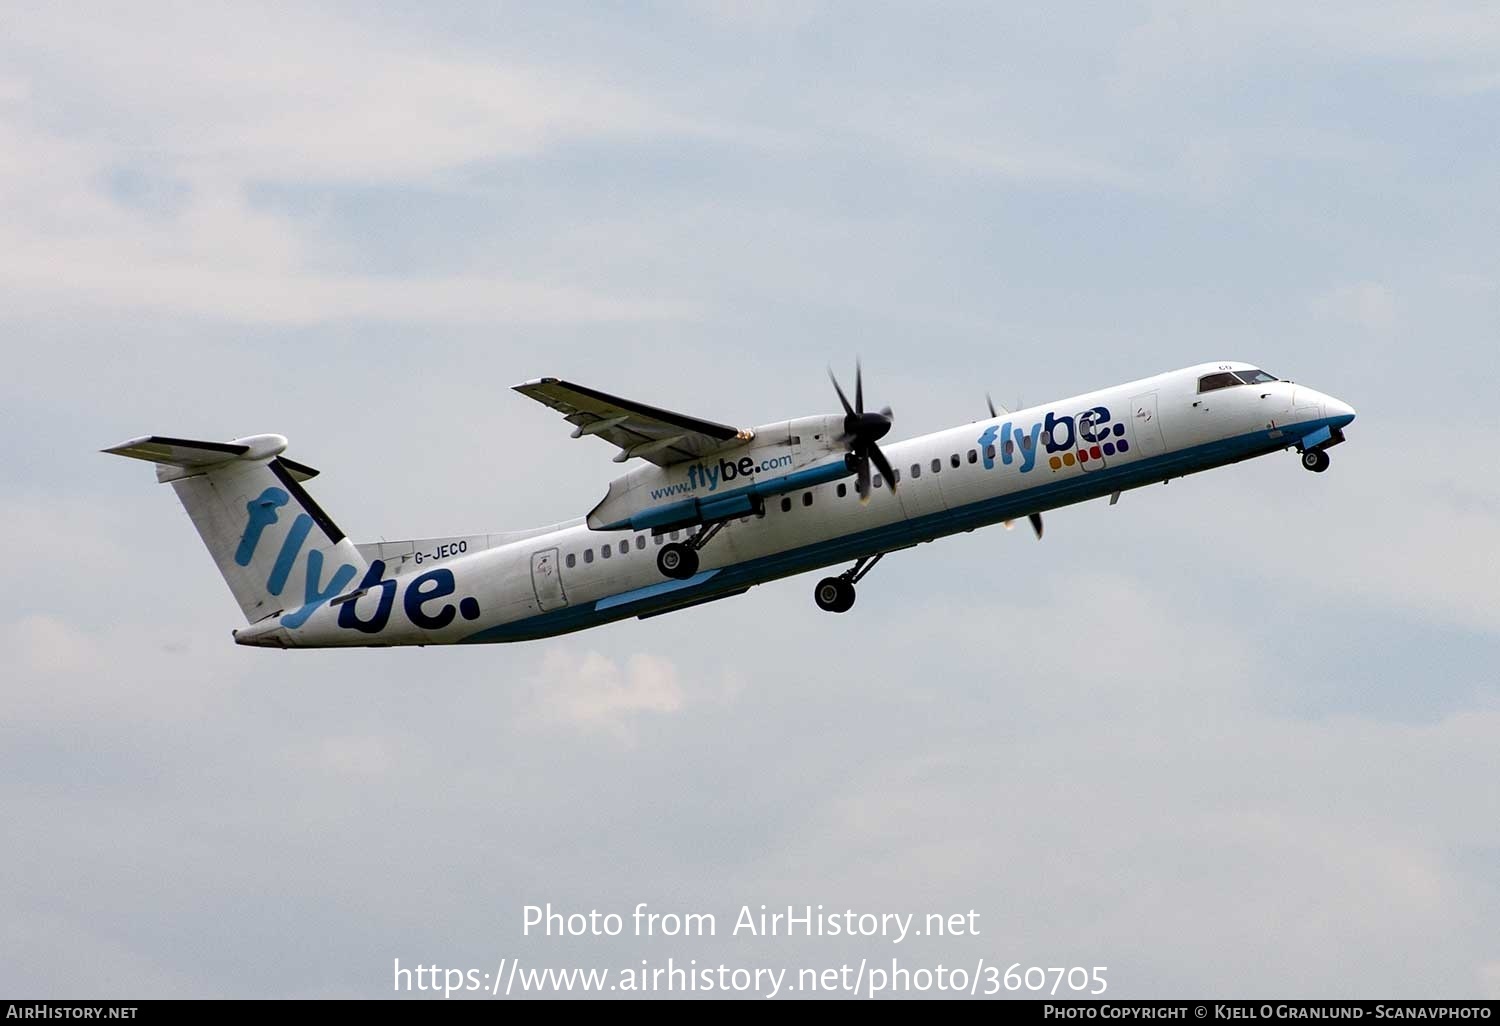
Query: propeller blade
[[829, 357, 895, 502], [1003, 519, 1015, 530], [828, 367, 856, 419], [1029, 513, 1044, 540], [867, 441, 897, 493], [987, 393, 997, 418]]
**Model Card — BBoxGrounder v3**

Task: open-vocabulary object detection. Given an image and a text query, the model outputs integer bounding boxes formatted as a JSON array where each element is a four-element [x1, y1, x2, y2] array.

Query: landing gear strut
[[656, 520, 729, 580], [814, 553, 884, 613], [1301, 449, 1330, 473]]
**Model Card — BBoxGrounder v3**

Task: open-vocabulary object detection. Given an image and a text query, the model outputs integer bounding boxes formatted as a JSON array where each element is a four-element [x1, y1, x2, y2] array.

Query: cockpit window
[[1197, 372, 1241, 393], [1234, 368, 1278, 385]]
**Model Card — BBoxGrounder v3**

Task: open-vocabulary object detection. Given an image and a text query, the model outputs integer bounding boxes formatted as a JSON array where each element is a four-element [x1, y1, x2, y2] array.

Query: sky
[[3, 0, 1498, 1000]]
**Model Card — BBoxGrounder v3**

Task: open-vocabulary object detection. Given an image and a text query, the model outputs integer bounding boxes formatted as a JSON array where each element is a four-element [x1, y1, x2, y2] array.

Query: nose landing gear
[[1301, 450, 1330, 473]]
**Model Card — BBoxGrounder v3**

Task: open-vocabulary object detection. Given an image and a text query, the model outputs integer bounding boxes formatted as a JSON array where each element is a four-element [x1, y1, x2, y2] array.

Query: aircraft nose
[[1326, 396, 1356, 427]]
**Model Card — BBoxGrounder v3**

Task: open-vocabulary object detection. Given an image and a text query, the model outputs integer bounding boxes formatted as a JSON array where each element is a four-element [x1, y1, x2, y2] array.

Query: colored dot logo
[[1050, 423, 1128, 471]]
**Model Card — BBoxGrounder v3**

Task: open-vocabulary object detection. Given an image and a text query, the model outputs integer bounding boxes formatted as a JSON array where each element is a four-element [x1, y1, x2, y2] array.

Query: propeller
[[829, 360, 896, 503], [1003, 512, 1045, 540]]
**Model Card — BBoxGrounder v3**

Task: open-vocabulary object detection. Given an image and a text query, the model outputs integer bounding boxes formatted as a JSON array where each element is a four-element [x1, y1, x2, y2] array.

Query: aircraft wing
[[512, 378, 753, 466]]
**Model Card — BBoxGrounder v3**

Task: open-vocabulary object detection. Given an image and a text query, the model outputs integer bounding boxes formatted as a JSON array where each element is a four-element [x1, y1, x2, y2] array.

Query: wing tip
[[512, 376, 561, 391], [101, 435, 155, 456]]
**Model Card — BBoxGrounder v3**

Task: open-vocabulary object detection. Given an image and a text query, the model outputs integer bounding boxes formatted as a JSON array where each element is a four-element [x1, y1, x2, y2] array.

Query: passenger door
[[1128, 392, 1165, 459], [530, 548, 568, 611]]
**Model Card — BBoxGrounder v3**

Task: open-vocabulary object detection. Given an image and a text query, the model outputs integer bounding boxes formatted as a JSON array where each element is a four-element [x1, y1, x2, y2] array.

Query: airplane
[[104, 360, 1354, 649]]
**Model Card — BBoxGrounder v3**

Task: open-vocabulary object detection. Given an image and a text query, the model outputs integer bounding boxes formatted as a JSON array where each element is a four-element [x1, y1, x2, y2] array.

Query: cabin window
[[802, 491, 813, 506], [584, 549, 594, 564], [1041, 431, 1052, 447], [1003, 439, 1014, 457], [654, 534, 665, 545], [891, 468, 900, 483], [669, 530, 680, 541], [837, 483, 847, 498], [601, 544, 611, 558], [985, 445, 996, 461], [636, 535, 646, 549], [967, 449, 978, 464], [781, 496, 792, 512], [931, 458, 941, 474], [910, 463, 921, 479], [1021, 434, 1033, 450], [565, 553, 576, 568], [873, 474, 883, 488], [950, 453, 960, 469], [1197, 371, 1241, 393], [619, 538, 629, 553]]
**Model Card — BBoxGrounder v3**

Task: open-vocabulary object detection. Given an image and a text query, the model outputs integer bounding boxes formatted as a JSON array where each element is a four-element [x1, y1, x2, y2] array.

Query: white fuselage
[[234, 362, 1355, 648]]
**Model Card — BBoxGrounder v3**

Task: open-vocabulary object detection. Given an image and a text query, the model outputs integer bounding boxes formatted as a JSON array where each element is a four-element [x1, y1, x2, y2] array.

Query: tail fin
[[104, 434, 368, 626]]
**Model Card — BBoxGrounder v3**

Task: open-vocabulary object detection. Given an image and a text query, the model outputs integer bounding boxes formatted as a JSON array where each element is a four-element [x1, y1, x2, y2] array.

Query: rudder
[[104, 434, 368, 625]]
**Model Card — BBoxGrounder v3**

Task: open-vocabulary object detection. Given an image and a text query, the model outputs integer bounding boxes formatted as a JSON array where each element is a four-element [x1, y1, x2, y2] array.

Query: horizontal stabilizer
[[103, 435, 249, 468], [102, 434, 320, 481]]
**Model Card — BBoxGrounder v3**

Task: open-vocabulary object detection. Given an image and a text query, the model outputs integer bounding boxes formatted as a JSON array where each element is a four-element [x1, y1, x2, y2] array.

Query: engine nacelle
[[587, 415, 851, 532]]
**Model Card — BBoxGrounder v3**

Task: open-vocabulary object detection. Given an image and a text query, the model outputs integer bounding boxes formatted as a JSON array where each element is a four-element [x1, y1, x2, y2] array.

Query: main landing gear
[[656, 520, 730, 580], [814, 553, 884, 614], [1301, 449, 1330, 473]]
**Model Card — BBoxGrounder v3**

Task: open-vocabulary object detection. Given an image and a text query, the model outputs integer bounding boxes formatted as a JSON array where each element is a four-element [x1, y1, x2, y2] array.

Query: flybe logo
[[976, 406, 1129, 474], [649, 453, 794, 501], [236, 487, 481, 633]]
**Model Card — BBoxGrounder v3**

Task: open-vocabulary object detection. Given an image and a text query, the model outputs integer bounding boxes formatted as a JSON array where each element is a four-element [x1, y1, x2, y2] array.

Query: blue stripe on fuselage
[[594, 569, 722, 611], [460, 416, 1349, 644]]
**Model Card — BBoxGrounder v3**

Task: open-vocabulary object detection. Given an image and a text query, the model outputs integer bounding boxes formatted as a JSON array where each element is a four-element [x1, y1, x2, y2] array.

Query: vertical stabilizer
[[104, 434, 368, 625]]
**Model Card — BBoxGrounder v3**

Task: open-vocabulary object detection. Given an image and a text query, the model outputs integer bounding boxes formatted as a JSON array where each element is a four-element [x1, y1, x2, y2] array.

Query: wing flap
[[513, 378, 751, 466]]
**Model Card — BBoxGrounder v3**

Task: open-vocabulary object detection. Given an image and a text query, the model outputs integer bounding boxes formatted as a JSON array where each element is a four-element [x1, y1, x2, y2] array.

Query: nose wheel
[[1301, 450, 1330, 473]]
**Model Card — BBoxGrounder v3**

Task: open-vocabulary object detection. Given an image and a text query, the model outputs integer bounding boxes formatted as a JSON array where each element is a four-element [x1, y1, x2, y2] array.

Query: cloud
[[5, 6, 698, 183], [4, 614, 103, 677], [1114, 1, 1500, 87], [308, 735, 403, 778], [1121, 433, 1499, 636], [0, 5, 709, 326], [1430, 70, 1500, 95], [1312, 281, 1399, 334], [522, 650, 688, 738], [4, 0, 1499, 1000], [1481, 962, 1500, 999], [0, 613, 244, 728]]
